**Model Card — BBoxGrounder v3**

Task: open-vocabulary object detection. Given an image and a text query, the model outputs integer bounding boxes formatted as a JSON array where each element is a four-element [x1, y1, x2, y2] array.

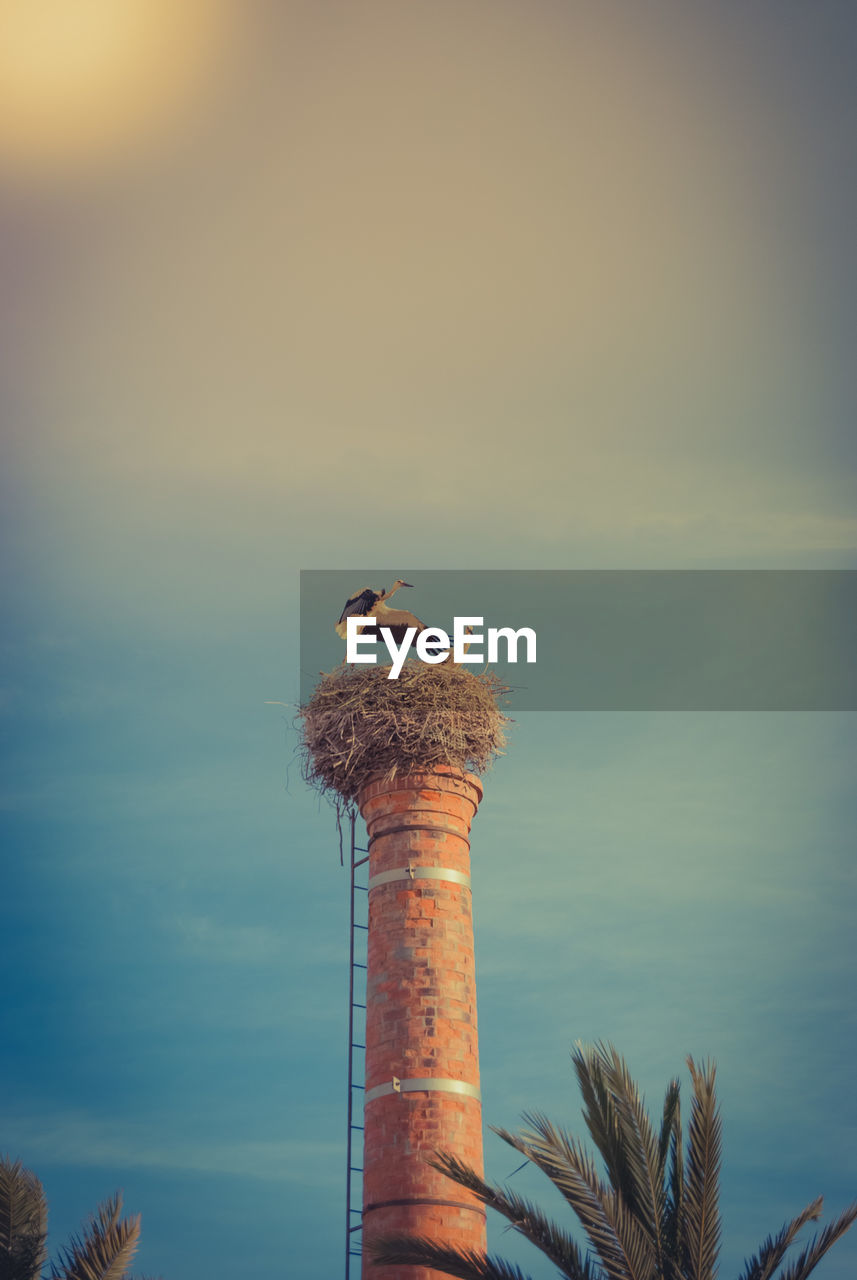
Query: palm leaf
[[49, 1193, 140, 1280], [736, 1196, 823, 1280], [592, 1044, 669, 1267], [496, 1114, 655, 1280], [572, 1043, 631, 1205], [662, 1091, 684, 1280], [0, 1156, 48, 1280], [370, 1234, 534, 1280], [427, 1150, 603, 1280], [682, 1057, 721, 1280], [658, 1080, 681, 1179], [774, 1201, 857, 1280]]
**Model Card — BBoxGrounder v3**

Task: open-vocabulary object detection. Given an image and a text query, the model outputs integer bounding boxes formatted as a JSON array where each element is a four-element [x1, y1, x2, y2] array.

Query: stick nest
[[299, 662, 509, 806]]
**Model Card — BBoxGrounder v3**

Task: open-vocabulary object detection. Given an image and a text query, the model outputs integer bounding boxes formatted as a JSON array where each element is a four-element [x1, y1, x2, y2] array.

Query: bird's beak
[[400, 581, 413, 588]]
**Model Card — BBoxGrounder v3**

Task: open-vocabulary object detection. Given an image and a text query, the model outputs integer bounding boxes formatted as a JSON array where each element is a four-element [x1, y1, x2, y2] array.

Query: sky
[[0, 2, 855, 1278]]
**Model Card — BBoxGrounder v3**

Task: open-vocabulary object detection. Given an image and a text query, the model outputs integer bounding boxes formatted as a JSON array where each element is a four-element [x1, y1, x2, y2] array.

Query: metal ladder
[[345, 814, 370, 1278]]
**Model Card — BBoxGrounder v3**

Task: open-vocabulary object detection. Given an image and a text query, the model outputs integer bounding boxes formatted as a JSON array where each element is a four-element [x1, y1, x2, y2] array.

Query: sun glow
[[0, 0, 235, 179]]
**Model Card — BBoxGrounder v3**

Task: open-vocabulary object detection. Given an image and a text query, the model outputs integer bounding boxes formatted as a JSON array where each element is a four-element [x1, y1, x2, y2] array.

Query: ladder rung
[[352, 1002, 366, 1009], [354, 854, 370, 867], [354, 884, 368, 891], [351, 1124, 364, 1131], [349, 1221, 363, 1230], [350, 1166, 363, 1173], [354, 923, 368, 930], [349, 1250, 362, 1257], [352, 1083, 364, 1090], [353, 963, 366, 970], [352, 1042, 365, 1050]]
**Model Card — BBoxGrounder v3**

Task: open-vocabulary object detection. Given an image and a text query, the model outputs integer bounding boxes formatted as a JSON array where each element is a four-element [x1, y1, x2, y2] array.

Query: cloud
[[2, 1, 852, 571], [0, 1108, 340, 1186], [172, 914, 283, 964]]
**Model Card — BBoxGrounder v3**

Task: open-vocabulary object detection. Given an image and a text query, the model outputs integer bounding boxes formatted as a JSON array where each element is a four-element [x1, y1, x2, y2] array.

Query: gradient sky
[[1, 3, 855, 1278]]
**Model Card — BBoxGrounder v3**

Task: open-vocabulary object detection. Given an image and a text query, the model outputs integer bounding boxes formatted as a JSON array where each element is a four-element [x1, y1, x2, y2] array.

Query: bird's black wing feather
[[338, 589, 379, 625]]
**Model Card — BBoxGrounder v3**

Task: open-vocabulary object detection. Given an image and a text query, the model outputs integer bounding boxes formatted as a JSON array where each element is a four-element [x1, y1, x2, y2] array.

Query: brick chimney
[[358, 765, 486, 1279]]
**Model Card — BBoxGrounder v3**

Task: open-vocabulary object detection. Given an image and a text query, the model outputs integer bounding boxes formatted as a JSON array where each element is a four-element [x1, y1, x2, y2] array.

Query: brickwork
[[358, 767, 485, 1280]]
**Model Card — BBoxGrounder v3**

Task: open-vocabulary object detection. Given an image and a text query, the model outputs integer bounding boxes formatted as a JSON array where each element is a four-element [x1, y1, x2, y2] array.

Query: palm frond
[[736, 1196, 823, 1280], [49, 1193, 140, 1280], [658, 1081, 681, 1177], [0, 1155, 48, 1280], [663, 1094, 684, 1280], [774, 1201, 857, 1280], [494, 1118, 618, 1266], [572, 1043, 628, 1197], [681, 1057, 721, 1280], [428, 1150, 603, 1280], [591, 1044, 669, 1266], [369, 1234, 534, 1280], [496, 1114, 655, 1280]]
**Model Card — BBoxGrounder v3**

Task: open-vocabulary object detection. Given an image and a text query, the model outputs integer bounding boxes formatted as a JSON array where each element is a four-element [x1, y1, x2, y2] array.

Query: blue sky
[[1, 3, 856, 1278]]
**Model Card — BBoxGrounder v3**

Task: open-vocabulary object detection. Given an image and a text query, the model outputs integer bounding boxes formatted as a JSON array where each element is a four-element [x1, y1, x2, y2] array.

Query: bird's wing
[[337, 589, 378, 625]]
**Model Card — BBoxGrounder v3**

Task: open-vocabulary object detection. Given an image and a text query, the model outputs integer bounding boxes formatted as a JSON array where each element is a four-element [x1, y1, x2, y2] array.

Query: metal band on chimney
[[363, 1197, 487, 1220], [365, 1077, 481, 1105], [368, 821, 471, 848], [367, 866, 471, 891]]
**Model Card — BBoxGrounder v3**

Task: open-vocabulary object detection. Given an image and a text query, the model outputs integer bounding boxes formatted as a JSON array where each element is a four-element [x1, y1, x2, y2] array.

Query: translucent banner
[[300, 570, 856, 711]]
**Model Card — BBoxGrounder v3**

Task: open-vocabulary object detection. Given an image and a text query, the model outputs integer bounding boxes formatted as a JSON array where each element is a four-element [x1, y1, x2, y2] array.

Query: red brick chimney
[[358, 765, 486, 1279]]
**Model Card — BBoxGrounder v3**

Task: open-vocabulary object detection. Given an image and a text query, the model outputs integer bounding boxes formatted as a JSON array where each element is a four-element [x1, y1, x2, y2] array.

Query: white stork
[[335, 579, 428, 647]]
